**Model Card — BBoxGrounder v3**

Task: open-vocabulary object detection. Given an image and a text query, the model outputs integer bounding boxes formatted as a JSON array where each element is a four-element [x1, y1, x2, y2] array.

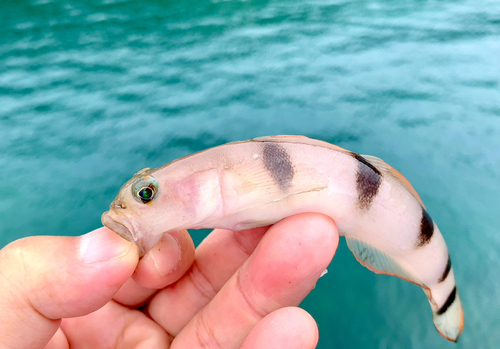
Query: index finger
[[147, 224, 271, 335], [113, 229, 195, 307], [113, 225, 266, 307]]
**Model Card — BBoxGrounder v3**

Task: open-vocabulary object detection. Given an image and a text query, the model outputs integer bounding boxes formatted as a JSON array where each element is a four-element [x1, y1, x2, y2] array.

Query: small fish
[[102, 135, 463, 342]]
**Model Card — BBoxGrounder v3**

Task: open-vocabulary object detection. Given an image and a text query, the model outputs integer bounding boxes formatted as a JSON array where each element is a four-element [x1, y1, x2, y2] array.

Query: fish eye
[[132, 175, 159, 204], [139, 187, 153, 200]]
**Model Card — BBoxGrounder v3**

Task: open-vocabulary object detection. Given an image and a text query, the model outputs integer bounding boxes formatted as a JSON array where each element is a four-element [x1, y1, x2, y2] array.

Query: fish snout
[[102, 211, 136, 244], [101, 211, 154, 257]]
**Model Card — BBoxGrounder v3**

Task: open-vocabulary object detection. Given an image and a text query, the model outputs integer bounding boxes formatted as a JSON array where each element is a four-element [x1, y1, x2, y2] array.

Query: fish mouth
[[101, 211, 146, 256]]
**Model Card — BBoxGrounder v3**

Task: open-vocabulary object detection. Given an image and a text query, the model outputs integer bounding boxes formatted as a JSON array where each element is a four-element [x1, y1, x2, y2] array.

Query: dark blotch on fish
[[437, 287, 457, 315], [416, 208, 434, 248], [351, 152, 382, 210], [263, 143, 294, 190], [439, 254, 452, 283]]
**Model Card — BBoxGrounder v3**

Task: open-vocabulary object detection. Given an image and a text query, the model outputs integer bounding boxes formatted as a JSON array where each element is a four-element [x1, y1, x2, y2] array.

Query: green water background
[[1, 0, 499, 347]]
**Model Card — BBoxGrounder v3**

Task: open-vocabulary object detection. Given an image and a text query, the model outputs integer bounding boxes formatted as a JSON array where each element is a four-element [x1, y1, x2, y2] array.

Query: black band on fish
[[437, 287, 457, 315], [350, 152, 382, 210], [416, 208, 434, 248], [263, 143, 294, 190], [438, 254, 452, 283]]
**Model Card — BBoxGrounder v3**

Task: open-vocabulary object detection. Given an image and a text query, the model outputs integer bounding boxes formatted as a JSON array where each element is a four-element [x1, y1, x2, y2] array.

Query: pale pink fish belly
[[102, 135, 463, 342]]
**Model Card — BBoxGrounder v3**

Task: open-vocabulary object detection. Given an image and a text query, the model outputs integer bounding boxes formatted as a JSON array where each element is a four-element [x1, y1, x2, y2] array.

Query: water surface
[[1, 0, 499, 348]]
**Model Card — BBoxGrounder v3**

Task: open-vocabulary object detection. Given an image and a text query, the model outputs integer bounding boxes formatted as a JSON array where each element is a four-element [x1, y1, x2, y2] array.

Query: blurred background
[[1, 0, 499, 347]]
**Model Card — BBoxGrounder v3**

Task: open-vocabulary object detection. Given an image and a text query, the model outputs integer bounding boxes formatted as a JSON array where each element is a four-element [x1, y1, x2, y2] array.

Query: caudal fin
[[346, 237, 464, 342], [432, 287, 464, 342]]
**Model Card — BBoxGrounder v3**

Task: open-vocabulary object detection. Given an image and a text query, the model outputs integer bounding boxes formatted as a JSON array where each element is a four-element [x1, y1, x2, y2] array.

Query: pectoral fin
[[346, 237, 422, 286]]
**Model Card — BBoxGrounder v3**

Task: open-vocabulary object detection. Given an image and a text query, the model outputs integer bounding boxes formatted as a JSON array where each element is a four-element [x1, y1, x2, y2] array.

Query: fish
[[102, 135, 464, 342]]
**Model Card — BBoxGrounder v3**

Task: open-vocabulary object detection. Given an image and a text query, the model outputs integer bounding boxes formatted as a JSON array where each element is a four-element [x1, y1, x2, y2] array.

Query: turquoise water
[[1, 0, 499, 347]]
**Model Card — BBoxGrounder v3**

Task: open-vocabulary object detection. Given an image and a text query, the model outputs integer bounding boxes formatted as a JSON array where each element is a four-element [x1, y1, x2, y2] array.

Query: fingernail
[[80, 228, 133, 264]]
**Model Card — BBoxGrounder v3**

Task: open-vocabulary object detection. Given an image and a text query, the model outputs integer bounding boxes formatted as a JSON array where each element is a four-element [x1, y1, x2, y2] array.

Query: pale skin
[[0, 213, 339, 349]]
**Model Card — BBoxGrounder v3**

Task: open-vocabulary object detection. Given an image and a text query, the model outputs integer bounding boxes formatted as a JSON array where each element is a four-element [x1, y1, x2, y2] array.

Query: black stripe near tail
[[437, 287, 457, 315]]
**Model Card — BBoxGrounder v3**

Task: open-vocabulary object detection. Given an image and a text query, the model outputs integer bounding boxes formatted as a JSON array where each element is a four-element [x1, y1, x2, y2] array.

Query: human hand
[[0, 213, 339, 349]]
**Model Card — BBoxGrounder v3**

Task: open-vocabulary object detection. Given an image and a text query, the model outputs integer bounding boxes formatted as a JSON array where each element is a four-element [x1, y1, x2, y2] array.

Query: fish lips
[[101, 211, 146, 257]]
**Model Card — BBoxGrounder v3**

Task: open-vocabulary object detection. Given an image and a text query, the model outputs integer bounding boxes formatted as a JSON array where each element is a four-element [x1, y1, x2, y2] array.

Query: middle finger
[[147, 224, 270, 335]]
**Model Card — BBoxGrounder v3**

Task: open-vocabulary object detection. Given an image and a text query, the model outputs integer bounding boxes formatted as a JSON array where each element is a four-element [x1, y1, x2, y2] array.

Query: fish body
[[102, 135, 463, 341]]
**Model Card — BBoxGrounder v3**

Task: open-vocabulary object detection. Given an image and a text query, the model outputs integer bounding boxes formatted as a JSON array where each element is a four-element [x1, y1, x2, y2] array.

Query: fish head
[[101, 167, 182, 257], [102, 166, 222, 257]]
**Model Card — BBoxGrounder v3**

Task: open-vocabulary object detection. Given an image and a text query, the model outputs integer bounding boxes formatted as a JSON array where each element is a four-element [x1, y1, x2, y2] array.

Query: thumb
[[0, 227, 138, 349]]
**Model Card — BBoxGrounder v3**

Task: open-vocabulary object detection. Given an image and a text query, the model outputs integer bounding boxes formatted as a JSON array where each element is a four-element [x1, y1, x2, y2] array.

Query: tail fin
[[346, 237, 464, 342], [431, 287, 464, 342]]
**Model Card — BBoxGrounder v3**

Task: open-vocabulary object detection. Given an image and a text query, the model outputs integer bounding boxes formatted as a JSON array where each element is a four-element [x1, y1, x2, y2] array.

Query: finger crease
[[235, 270, 268, 320], [189, 261, 218, 302], [196, 309, 223, 349], [231, 232, 257, 257]]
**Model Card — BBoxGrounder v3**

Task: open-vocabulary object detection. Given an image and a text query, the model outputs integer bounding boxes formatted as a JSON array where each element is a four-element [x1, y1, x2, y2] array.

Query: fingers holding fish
[[133, 230, 195, 289], [147, 225, 271, 336], [164, 213, 339, 348], [112, 229, 195, 306]]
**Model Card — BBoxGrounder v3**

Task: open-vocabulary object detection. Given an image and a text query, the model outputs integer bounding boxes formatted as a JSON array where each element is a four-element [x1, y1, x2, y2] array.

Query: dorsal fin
[[252, 136, 426, 208], [252, 135, 350, 154], [361, 154, 426, 209]]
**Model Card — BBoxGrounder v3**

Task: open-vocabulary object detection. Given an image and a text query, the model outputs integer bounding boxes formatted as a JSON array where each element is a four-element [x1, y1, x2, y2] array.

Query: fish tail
[[426, 279, 464, 342], [346, 238, 464, 341]]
